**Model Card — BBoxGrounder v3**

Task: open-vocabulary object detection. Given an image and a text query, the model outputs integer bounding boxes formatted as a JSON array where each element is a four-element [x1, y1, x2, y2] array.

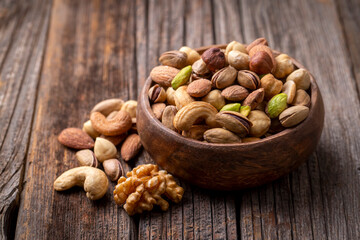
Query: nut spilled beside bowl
[[137, 40, 324, 190]]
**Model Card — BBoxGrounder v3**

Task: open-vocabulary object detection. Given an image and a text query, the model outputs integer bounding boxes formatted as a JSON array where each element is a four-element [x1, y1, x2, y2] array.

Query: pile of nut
[[148, 38, 311, 143], [54, 98, 184, 216]]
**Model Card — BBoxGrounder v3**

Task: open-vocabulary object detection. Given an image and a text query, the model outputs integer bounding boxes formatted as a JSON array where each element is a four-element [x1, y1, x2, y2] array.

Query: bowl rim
[[140, 44, 320, 149]]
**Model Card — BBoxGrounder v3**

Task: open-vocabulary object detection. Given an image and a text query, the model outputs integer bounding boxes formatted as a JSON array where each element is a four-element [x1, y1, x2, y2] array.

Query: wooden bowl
[[137, 44, 324, 190]]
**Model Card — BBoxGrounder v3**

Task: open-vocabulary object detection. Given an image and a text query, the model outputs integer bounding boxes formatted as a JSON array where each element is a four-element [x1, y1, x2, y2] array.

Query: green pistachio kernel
[[171, 65, 192, 90], [220, 103, 241, 112], [266, 93, 288, 118], [240, 105, 251, 117]]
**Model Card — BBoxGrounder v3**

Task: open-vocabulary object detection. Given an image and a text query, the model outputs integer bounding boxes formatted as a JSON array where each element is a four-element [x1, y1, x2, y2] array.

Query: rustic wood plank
[[334, 0, 360, 96], [241, 0, 360, 239], [15, 0, 138, 238], [0, 0, 51, 239]]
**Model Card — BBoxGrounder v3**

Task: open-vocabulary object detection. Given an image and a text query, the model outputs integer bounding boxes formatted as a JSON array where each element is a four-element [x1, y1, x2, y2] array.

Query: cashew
[[91, 98, 124, 116], [173, 101, 219, 131], [174, 86, 194, 110], [54, 166, 109, 200], [90, 110, 132, 136]]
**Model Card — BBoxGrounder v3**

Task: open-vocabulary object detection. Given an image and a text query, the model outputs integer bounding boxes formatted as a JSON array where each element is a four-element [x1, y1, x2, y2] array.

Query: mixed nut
[[54, 98, 183, 215], [148, 38, 312, 143]]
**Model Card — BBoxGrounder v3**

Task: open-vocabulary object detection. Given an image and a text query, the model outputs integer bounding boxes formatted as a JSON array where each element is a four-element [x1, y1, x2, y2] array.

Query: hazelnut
[[201, 48, 226, 72], [248, 110, 271, 137], [249, 45, 276, 75], [260, 74, 283, 99], [121, 100, 137, 118], [273, 54, 294, 79]]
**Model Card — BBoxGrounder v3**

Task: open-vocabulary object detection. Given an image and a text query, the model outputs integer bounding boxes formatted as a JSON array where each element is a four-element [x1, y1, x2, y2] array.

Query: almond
[[120, 134, 142, 161], [150, 66, 180, 87], [186, 79, 212, 98], [58, 128, 94, 149]]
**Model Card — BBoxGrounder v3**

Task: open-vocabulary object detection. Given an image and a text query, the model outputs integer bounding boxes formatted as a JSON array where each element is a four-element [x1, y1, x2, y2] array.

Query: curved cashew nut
[[54, 166, 109, 200], [90, 110, 132, 136], [173, 101, 219, 131], [91, 98, 124, 116]]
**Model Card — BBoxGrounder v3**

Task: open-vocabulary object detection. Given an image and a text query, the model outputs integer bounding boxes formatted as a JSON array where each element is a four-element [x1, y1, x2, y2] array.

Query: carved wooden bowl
[[137, 44, 324, 190]]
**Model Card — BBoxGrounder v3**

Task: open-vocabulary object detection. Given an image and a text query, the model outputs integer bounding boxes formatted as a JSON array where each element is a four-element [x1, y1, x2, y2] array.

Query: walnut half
[[113, 164, 184, 215]]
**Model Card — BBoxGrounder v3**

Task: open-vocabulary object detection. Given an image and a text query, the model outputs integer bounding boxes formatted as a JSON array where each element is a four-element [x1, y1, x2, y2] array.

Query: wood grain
[[0, 0, 357, 239]]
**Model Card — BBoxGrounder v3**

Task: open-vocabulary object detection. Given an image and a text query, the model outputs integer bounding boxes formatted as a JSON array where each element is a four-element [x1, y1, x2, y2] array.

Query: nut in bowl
[[137, 39, 324, 190]]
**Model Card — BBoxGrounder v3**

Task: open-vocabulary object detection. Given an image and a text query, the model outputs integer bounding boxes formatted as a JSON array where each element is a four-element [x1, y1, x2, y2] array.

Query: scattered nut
[[58, 128, 95, 149], [82, 120, 100, 139], [94, 137, 117, 162], [91, 98, 124, 116], [90, 110, 132, 136], [76, 149, 98, 167], [103, 159, 123, 181], [54, 166, 108, 200], [100, 133, 127, 146], [121, 134, 142, 161], [121, 100, 137, 118]]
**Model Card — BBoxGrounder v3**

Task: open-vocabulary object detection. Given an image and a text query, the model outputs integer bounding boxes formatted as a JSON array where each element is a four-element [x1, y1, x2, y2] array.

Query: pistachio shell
[[279, 106, 309, 127]]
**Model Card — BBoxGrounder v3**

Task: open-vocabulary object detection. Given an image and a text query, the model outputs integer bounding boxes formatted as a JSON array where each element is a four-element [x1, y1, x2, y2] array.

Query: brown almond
[[120, 134, 142, 161], [246, 38, 268, 53], [221, 85, 249, 101], [150, 65, 180, 87], [58, 128, 95, 149], [187, 79, 212, 98]]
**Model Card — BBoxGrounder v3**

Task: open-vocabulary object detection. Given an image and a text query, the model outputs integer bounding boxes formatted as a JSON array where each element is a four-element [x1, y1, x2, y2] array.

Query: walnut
[[113, 164, 184, 215]]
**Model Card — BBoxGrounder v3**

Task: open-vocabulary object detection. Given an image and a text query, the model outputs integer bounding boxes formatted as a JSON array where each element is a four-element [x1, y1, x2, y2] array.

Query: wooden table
[[1, 0, 359, 239]]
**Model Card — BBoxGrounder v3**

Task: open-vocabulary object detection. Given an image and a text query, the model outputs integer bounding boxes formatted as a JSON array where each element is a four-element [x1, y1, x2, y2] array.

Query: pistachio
[[171, 65, 192, 90], [162, 105, 178, 131], [166, 87, 176, 105], [148, 84, 167, 103], [182, 125, 210, 141], [173, 101, 219, 131], [103, 159, 123, 181], [246, 38, 268, 53], [221, 85, 249, 101], [76, 149, 98, 167], [225, 41, 247, 56], [203, 128, 241, 143], [273, 54, 294, 79], [174, 86, 194, 110], [242, 137, 261, 143], [201, 47, 226, 72], [286, 68, 310, 90], [279, 106, 309, 127], [121, 100, 137, 118], [201, 90, 226, 111], [237, 70, 260, 90], [187, 79, 212, 98], [151, 103, 166, 120], [192, 59, 211, 77], [260, 73, 283, 99], [82, 120, 100, 139], [291, 89, 311, 107], [179, 46, 201, 65], [211, 66, 237, 89], [248, 110, 271, 137], [215, 111, 252, 137], [220, 103, 241, 112], [159, 50, 188, 69], [282, 80, 296, 104], [242, 88, 265, 110], [227, 50, 249, 70], [240, 105, 251, 117], [150, 65, 180, 87], [94, 137, 117, 162], [266, 93, 288, 118]]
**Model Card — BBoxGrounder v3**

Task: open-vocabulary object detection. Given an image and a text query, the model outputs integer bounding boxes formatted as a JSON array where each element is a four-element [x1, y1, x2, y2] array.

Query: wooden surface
[[0, 0, 359, 239]]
